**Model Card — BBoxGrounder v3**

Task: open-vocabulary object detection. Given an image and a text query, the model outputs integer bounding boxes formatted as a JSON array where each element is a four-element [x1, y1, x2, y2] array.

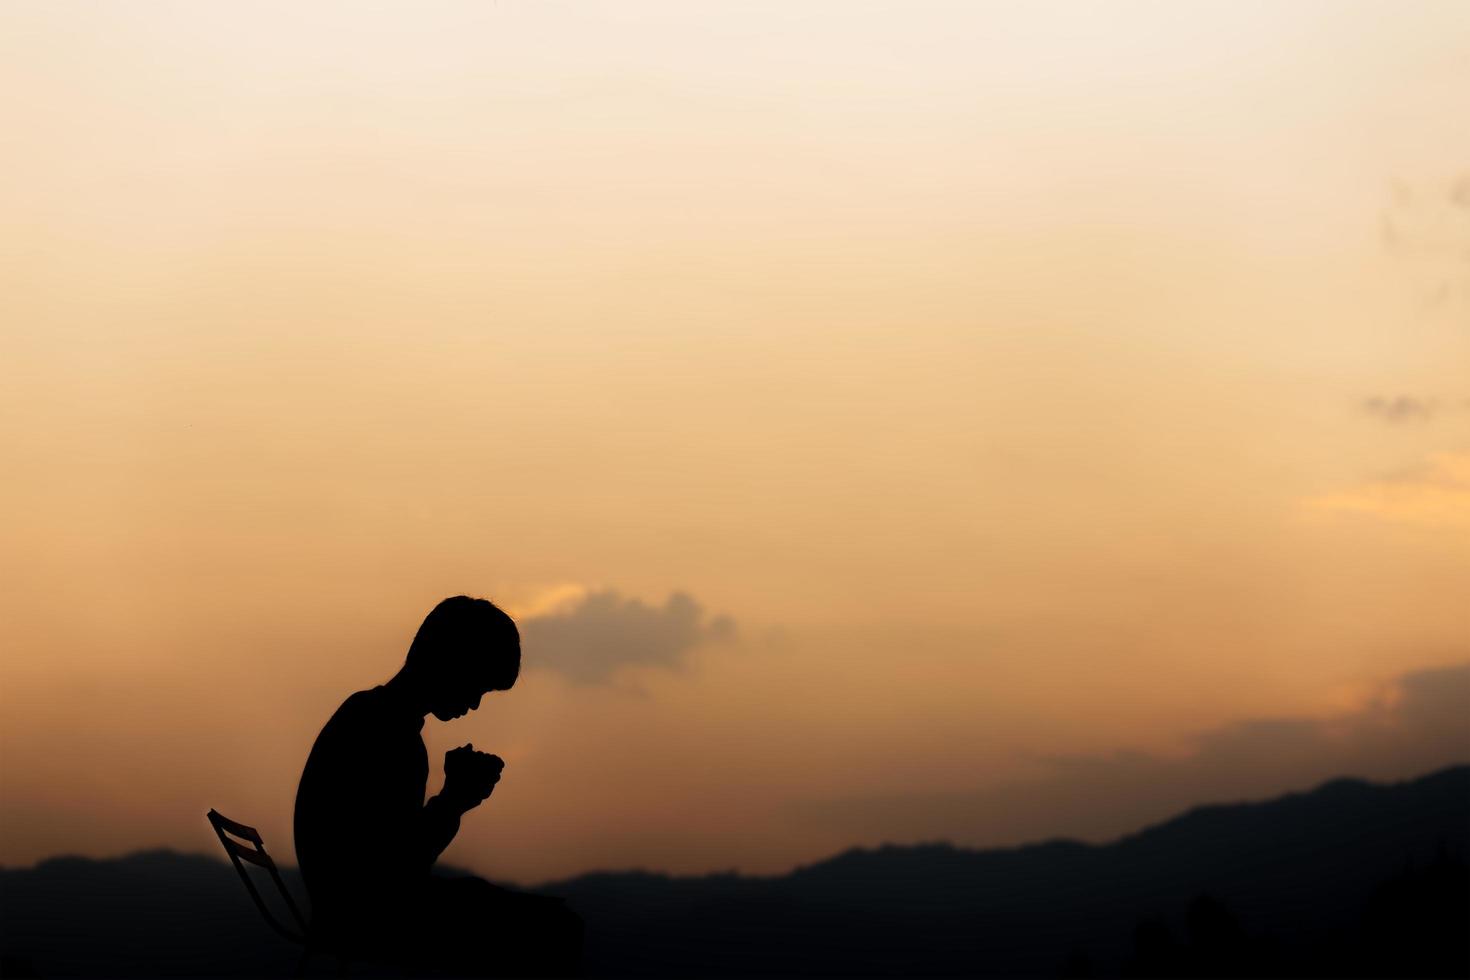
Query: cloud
[[1306, 452, 1470, 530], [1359, 395, 1437, 423], [796, 661, 1470, 848], [520, 589, 736, 685], [1381, 173, 1470, 311]]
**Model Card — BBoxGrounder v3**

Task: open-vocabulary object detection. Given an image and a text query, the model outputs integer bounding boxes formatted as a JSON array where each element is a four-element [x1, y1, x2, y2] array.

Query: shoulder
[[320, 687, 393, 737], [340, 686, 387, 713]]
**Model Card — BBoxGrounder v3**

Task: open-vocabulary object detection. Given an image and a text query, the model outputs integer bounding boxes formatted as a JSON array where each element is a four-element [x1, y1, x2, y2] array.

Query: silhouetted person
[[294, 596, 583, 976]]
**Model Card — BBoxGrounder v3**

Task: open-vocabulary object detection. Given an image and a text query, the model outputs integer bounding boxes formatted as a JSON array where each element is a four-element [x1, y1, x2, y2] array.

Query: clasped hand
[[443, 743, 503, 811]]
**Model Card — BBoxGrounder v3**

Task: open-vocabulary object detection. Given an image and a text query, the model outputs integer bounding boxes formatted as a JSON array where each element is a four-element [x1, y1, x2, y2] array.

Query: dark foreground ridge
[[2, 766, 1466, 977]]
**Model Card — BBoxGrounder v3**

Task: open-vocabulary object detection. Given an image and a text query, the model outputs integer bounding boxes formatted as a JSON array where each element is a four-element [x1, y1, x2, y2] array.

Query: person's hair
[[406, 595, 520, 689]]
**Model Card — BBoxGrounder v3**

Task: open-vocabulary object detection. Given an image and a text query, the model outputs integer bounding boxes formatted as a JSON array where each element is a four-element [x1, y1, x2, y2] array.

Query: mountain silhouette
[[2, 766, 1465, 977]]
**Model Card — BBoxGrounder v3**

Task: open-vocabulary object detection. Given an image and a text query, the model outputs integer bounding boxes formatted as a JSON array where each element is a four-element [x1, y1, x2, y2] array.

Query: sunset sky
[[2, 1, 1468, 885]]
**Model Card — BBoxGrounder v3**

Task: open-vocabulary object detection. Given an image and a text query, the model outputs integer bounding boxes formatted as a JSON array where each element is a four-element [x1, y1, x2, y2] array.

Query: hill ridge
[[3, 764, 1466, 977]]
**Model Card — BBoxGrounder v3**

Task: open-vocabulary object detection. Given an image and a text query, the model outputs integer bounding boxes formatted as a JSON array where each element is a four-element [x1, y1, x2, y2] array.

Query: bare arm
[[417, 744, 503, 868], [417, 792, 467, 867]]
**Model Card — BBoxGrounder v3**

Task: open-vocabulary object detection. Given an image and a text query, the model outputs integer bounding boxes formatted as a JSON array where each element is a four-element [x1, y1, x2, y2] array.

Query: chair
[[207, 808, 334, 977]]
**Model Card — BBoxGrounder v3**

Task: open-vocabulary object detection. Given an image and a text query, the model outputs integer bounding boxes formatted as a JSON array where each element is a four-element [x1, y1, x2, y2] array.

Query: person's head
[[403, 595, 520, 721]]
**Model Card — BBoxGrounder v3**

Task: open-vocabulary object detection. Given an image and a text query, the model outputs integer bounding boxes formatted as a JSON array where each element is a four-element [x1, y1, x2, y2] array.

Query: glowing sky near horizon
[[2, 1, 1468, 883]]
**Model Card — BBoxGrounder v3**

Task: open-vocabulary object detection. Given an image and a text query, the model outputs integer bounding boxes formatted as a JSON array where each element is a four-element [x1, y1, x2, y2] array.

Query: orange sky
[[2, 1, 1468, 883]]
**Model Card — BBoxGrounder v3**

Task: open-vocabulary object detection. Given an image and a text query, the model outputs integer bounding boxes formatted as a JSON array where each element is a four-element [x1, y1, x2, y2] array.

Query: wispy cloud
[[1381, 172, 1470, 312], [521, 589, 736, 685], [796, 661, 1470, 848], [1306, 452, 1470, 530], [1359, 395, 1437, 423]]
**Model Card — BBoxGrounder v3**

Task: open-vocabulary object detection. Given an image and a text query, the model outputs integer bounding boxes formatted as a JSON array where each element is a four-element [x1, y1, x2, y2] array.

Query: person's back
[[294, 684, 432, 937]]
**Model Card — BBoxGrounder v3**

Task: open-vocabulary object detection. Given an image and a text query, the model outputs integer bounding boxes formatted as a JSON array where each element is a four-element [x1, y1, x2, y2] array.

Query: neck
[[383, 666, 429, 718]]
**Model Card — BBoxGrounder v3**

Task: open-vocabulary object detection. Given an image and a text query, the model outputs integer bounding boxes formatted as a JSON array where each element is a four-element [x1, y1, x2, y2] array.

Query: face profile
[[432, 694, 481, 723], [429, 680, 497, 723]]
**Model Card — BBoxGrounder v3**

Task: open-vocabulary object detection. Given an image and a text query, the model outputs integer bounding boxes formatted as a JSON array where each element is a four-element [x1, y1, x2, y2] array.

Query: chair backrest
[[207, 809, 310, 945]]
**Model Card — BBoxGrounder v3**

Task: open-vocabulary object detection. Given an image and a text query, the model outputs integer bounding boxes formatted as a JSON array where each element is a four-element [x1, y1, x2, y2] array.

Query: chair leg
[[294, 946, 312, 978]]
